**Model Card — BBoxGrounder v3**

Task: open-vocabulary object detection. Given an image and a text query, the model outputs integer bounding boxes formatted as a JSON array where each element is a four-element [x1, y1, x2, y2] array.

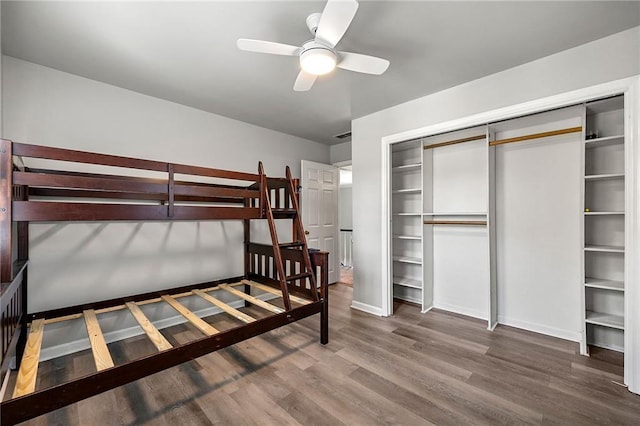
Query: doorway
[[338, 165, 353, 286]]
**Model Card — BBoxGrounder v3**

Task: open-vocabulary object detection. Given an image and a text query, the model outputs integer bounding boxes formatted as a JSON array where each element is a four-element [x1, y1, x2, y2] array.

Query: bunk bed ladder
[[258, 163, 318, 311]]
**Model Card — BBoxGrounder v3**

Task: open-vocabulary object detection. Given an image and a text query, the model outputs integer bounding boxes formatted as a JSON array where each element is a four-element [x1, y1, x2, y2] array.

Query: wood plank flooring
[[7, 283, 640, 425]]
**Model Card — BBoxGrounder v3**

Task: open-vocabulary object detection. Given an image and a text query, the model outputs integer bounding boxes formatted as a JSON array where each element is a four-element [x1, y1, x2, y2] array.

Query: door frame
[[334, 160, 353, 271], [380, 76, 639, 391]]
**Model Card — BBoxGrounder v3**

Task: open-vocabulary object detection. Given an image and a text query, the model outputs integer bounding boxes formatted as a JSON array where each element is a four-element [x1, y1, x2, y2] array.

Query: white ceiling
[[2, 1, 639, 145]]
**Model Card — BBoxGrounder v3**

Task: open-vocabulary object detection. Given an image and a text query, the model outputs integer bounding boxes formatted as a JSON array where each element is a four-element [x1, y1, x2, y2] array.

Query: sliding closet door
[[494, 106, 582, 340]]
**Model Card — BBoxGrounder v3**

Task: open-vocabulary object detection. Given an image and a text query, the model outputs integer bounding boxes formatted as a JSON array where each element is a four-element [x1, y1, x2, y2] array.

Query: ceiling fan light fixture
[[300, 48, 337, 75]]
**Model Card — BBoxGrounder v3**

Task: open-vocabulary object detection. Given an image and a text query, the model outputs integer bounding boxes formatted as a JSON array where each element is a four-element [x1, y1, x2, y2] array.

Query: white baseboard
[[33, 293, 278, 363], [421, 305, 434, 314], [590, 342, 624, 353], [434, 301, 487, 321], [350, 301, 383, 316], [497, 315, 582, 343]]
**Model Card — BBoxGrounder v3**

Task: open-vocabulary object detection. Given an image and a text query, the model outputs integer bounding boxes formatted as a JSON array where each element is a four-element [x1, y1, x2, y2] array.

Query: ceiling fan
[[237, 0, 390, 92]]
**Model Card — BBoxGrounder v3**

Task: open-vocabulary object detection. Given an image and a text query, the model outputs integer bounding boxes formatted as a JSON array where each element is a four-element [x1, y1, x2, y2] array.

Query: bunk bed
[[0, 139, 329, 425]]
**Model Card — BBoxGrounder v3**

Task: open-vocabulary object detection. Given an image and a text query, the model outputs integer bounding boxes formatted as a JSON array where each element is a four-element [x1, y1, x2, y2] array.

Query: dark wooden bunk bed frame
[[0, 139, 329, 425]]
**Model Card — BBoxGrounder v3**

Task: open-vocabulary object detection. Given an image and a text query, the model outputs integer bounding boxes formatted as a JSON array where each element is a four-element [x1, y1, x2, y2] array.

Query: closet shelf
[[584, 211, 624, 216], [393, 212, 422, 216], [393, 255, 422, 265], [585, 134, 624, 147], [584, 245, 624, 253], [393, 235, 421, 240], [423, 212, 487, 216], [392, 188, 421, 194], [392, 163, 421, 172], [393, 276, 422, 289], [585, 278, 624, 291], [584, 173, 625, 181], [585, 311, 624, 330]]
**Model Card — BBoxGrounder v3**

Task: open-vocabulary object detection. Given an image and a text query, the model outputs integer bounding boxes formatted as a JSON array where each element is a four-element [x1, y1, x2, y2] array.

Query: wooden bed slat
[[125, 302, 173, 352], [242, 280, 311, 305], [12, 319, 45, 398], [193, 290, 256, 323], [83, 310, 115, 371], [160, 295, 219, 336], [218, 284, 285, 314]]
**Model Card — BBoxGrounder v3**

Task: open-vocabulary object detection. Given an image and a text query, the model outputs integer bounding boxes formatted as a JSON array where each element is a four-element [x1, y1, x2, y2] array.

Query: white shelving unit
[[582, 95, 625, 354], [391, 139, 423, 306]]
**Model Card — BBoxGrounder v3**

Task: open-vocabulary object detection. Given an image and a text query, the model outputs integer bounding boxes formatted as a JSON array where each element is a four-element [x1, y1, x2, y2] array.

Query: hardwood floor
[[338, 266, 353, 287], [9, 283, 640, 425]]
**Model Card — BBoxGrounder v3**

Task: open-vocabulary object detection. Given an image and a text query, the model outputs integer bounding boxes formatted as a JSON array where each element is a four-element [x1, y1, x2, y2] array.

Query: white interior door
[[301, 160, 339, 284]]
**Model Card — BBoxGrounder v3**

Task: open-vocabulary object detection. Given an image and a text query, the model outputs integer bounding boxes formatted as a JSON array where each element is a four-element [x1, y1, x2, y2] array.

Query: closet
[[389, 94, 628, 360]]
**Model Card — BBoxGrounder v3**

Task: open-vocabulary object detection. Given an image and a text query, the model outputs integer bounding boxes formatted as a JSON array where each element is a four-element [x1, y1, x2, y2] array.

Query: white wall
[[351, 26, 640, 312], [339, 186, 353, 230], [330, 141, 352, 164], [2, 56, 329, 314], [0, 5, 3, 136]]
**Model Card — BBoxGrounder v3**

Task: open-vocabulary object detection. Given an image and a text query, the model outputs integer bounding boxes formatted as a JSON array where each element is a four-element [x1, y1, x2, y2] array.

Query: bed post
[[15, 186, 29, 369], [243, 198, 251, 308], [310, 250, 329, 344], [0, 139, 13, 283]]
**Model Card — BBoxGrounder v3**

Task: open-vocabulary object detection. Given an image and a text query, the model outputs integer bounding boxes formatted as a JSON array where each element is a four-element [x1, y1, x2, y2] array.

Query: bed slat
[[218, 284, 285, 314], [12, 319, 45, 398], [192, 290, 256, 323], [160, 295, 219, 336], [83, 310, 115, 371], [125, 302, 173, 351], [242, 280, 311, 305]]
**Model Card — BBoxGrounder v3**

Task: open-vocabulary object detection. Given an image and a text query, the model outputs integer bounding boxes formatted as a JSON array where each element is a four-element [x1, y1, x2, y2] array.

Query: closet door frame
[[381, 76, 639, 393]]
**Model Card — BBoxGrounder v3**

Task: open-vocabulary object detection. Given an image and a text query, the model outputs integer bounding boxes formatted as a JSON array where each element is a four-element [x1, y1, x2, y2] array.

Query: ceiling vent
[[334, 131, 352, 141]]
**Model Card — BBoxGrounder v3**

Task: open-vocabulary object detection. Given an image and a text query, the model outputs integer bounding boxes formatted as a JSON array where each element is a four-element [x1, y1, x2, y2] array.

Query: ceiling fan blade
[[237, 39, 300, 56], [337, 51, 390, 75], [315, 0, 359, 48], [293, 71, 317, 92]]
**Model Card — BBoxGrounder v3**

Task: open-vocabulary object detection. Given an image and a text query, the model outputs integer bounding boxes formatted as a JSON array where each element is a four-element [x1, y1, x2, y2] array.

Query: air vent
[[334, 131, 352, 140]]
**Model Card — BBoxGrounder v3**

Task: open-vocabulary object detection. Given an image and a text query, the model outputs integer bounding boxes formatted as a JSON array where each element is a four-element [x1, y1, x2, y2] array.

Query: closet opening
[[386, 93, 629, 378]]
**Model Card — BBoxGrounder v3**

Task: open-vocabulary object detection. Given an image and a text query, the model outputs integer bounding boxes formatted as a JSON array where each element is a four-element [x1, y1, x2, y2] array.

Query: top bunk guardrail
[[1, 139, 285, 222]]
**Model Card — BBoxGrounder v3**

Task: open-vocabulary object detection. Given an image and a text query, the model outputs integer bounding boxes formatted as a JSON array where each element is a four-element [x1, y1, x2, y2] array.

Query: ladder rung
[[271, 209, 297, 218], [286, 272, 312, 282], [279, 241, 305, 249]]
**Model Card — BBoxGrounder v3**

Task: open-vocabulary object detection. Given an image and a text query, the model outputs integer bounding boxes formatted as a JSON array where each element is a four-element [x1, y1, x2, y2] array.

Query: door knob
[[305, 230, 310, 235]]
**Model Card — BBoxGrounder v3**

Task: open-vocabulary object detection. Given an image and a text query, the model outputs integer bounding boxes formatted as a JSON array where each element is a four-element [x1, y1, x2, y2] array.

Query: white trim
[[382, 77, 637, 145], [497, 315, 583, 343], [332, 160, 352, 168], [350, 301, 383, 316], [421, 305, 434, 314], [626, 78, 640, 393], [434, 302, 487, 322], [380, 76, 640, 391], [381, 142, 392, 316]]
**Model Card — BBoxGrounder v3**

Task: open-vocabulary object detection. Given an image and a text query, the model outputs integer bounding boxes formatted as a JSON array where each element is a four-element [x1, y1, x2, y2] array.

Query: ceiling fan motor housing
[[299, 40, 337, 75]]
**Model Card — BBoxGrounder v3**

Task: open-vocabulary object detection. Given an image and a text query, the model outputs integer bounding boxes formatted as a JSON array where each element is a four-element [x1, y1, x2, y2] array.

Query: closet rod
[[423, 134, 485, 150], [489, 126, 582, 147], [424, 220, 487, 226]]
